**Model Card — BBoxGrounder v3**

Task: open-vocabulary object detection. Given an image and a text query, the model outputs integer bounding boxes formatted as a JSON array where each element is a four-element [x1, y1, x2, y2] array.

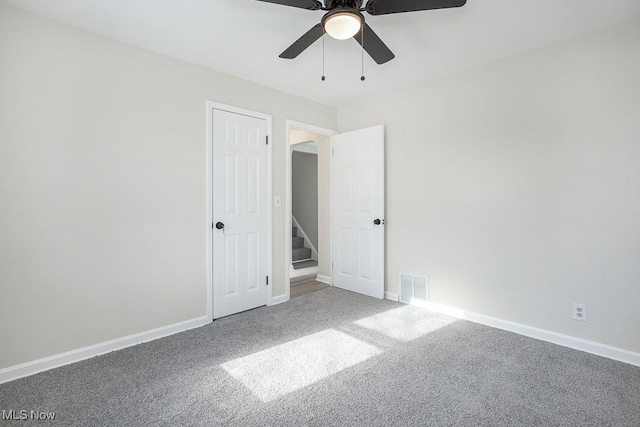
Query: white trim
[[384, 291, 399, 302], [292, 215, 318, 261], [0, 316, 210, 385], [206, 101, 273, 316], [270, 294, 289, 306], [285, 120, 337, 300], [419, 301, 640, 367], [291, 142, 318, 155], [316, 274, 332, 285], [205, 103, 214, 320]]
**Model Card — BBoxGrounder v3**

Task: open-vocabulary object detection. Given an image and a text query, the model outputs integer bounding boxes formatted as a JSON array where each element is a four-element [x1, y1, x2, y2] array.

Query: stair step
[[292, 247, 311, 262], [292, 259, 318, 270], [292, 226, 298, 237], [292, 236, 304, 249]]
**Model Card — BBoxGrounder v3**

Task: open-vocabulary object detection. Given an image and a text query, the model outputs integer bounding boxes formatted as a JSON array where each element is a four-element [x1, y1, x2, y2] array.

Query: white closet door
[[213, 109, 268, 319]]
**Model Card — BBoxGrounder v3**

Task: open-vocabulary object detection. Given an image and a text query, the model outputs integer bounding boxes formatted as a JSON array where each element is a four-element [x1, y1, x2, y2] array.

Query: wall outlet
[[572, 303, 587, 322]]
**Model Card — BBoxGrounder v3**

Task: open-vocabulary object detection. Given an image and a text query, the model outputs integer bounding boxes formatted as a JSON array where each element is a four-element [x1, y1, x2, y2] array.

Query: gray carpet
[[292, 259, 318, 270], [1, 287, 639, 426]]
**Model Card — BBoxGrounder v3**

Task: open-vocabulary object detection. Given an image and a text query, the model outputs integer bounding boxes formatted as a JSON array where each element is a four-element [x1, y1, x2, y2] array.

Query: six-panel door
[[331, 125, 385, 299], [213, 109, 268, 319]]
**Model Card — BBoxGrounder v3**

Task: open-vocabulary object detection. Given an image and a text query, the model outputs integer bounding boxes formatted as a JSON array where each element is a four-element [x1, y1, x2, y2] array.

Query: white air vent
[[399, 273, 429, 306]]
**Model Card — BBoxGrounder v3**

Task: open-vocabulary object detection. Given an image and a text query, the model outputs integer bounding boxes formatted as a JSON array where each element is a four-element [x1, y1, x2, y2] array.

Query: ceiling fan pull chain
[[321, 31, 326, 81], [360, 24, 365, 81]]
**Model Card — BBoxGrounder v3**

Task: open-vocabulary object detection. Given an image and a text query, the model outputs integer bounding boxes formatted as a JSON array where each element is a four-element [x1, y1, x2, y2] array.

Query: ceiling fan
[[257, 0, 467, 64]]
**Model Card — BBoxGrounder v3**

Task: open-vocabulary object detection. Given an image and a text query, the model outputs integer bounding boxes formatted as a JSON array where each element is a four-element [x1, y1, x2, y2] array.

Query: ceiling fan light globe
[[324, 12, 362, 40]]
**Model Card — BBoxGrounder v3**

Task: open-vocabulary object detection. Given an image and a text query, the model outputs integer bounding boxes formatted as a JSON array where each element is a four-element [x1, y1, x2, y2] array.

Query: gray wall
[[338, 19, 640, 353], [0, 6, 337, 369], [292, 151, 318, 250]]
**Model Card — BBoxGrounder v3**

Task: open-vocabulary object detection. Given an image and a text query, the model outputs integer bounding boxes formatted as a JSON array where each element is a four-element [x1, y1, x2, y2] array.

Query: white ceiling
[[3, 0, 640, 107]]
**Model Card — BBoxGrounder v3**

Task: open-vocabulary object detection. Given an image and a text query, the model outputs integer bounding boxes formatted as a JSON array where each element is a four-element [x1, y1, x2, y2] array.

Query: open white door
[[213, 109, 268, 319], [331, 125, 384, 299]]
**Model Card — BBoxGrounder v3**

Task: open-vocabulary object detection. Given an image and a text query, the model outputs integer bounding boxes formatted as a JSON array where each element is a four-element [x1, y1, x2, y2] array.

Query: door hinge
[[266, 276, 269, 286], [266, 135, 269, 145]]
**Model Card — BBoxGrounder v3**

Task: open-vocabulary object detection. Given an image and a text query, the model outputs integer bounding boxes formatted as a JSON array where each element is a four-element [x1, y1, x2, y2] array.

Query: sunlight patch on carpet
[[354, 305, 457, 342], [221, 329, 382, 402]]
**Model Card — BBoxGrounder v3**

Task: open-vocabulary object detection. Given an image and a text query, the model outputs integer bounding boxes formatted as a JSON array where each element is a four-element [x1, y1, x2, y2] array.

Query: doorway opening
[[291, 141, 318, 272], [286, 121, 337, 299]]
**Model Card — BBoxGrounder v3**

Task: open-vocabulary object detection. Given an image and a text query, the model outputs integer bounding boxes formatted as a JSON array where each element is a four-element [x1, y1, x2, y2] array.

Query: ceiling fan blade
[[353, 24, 395, 65], [280, 24, 324, 59], [366, 0, 466, 15], [256, 0, 322, 11]]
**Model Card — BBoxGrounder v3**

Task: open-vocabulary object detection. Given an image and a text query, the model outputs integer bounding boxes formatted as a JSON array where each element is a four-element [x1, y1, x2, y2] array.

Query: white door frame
[[206, 101, 273, 320], [285, 120, 337, 301]]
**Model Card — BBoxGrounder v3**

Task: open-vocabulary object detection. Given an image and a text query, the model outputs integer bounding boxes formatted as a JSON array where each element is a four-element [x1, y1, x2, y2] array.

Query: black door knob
[[215, 222, 225, 230], [373, 219, 381, 225]]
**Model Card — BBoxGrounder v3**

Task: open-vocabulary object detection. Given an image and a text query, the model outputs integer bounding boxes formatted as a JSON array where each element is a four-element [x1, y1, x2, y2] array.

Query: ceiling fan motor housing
[[324, 0, 364, 10], [321, 8, 365, 27]]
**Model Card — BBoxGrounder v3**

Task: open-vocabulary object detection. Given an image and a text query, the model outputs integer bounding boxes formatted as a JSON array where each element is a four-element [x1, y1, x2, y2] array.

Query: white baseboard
[[5, 298, 636, 386], [0, 316, 211, 385], [421, 301, 640, 367], [316, 274, 332, 285], [384, 291, 399, 302], [270, 294, 289, 305]]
